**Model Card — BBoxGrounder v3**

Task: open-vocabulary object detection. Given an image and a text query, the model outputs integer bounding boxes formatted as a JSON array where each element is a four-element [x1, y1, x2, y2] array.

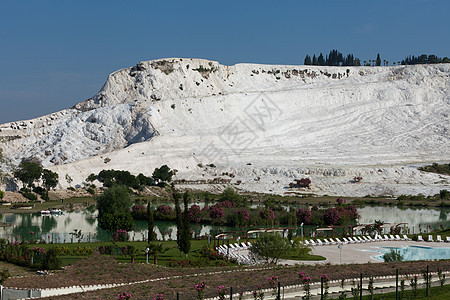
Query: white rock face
[[1, 58, 449, 196]]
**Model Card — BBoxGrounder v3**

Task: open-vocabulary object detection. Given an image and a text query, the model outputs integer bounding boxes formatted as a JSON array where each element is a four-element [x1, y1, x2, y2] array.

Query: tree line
[[304, 50, 449, 67]]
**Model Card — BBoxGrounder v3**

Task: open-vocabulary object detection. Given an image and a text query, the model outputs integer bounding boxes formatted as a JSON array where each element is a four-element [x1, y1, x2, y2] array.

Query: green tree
[[96, 185, 134, 233], [98, 211, 135, 233], [0, 190, 4, 201], [42, 169, 59, 191], [376, 53, 381, 66], [179, 191, 191, 257], [86, 173, 97, 183], [14, 160, 43, 188], [97, 185, 131, 216], [219, 187, 243, 205], [250, 233, 291, 264], [304, 55, 312, 65], [152, 165, 174, 183], [147, 200, 154, 243]]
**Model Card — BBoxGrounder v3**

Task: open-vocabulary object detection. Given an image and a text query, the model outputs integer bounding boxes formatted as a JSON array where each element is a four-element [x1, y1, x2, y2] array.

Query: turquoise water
[[373, 246, 450, 261]]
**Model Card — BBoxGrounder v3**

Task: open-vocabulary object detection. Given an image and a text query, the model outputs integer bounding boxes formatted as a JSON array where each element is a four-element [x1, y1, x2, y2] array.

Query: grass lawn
[[27, 238, 325, 266]]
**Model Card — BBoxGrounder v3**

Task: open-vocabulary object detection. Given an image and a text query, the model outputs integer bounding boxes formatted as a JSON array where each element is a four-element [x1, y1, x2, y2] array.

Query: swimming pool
[[369, 246, 450, 261]]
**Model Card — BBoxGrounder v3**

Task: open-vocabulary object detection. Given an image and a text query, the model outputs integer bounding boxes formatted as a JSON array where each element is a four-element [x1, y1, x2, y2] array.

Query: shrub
[[383, 249, 403, 262], [22, 192, 37, 201], [42, 247, 62, 270]]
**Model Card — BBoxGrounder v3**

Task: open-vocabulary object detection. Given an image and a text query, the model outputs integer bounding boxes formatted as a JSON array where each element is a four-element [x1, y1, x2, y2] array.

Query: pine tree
[[312, 54, 318, 65]]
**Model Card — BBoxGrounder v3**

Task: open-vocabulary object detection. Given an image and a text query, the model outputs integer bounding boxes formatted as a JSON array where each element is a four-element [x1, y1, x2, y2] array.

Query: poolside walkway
[[307, 240, 449, 265]]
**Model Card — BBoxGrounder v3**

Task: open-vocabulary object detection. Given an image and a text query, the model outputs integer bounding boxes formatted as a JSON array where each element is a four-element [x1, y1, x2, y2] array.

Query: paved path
[[308, 240, 449, 265]]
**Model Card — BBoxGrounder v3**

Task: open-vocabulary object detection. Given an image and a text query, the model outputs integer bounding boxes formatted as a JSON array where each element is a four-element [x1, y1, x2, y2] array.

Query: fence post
[[278, 281, 281, 300], [360, 273, 363, 300], [426, 265, 429, 297], [321, 277, 323, 300], [177, 292, 180, 300], [230, 286, 233, 300], [396, 268, 398, 300]]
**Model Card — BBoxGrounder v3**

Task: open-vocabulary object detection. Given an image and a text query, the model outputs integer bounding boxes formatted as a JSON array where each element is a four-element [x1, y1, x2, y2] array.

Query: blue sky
[[1, 0, 449, 123]]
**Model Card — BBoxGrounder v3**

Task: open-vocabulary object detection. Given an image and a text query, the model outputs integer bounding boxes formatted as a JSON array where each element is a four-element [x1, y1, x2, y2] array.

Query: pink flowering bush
[[131, 204, 146, 220], [153, 294, 164, 300], [117, 291, 131, 300], [296, 208, 312, 224], [336, 198, 344, 205], [209, 205, 225, 219], [157, 205, 173, 215], [260, 209, 275, 221], [188, 205, 203, 223], [218, 200, 236, 208]]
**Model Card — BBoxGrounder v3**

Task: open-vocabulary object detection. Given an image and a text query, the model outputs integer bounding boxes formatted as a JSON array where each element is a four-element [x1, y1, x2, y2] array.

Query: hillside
[[1, 58, 449, 196]]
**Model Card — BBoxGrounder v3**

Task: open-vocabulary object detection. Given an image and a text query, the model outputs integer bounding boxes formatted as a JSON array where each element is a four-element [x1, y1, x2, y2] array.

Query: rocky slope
[[1, 58, 449, 196]]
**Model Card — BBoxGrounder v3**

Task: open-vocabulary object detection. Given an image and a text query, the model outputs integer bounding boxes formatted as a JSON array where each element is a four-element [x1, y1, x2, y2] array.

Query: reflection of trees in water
[[41, 216, 57, 232], [64, 217, 72, 227], [155, 221, 174, 240], [438, 209, 448, 222], [191, 224, 202, 238]]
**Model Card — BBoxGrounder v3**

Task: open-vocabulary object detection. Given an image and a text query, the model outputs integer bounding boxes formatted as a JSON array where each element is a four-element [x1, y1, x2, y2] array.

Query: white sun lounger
[[316, 239, 324, 246], [357, 237, 366, 243], [309, 239, 316, 246], [343, 237, 351, 243], [417, 235, 424, 242], [403, 235, 410, 241], [428, 235, 434, 242], [335, 238, 345, 244], [362, 236, 371, 242], [395, 235, 403, 241], [446, 237, 450, 242], [436, 235, 443, 242]]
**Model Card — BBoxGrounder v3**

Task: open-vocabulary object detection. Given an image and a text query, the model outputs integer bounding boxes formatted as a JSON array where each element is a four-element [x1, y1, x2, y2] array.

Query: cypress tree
[[312, 54, 318, 65], [173, 187, 183, 256], [304, 54, 312, 65], [376, 53, 381, 66], [318, 53, 325, 66], [147, 200, 154, 243], [179, 191, 191, 257]]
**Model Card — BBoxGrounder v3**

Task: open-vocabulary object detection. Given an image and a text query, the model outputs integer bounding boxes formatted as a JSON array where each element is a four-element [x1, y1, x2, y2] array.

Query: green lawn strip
[[26, 238, 325, 267], [360, 283, 450, 299]]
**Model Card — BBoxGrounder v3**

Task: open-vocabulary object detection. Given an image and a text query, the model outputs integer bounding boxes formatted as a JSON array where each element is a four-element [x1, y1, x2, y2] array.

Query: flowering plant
[[217, 285, 227, 300], [298, 272, 311, 300], [252, 285, 264, 300], [117, 291, 131, 300], [153, 294, 164, 300], [321, 273, 330, 299], [195, 281, 206, 300]]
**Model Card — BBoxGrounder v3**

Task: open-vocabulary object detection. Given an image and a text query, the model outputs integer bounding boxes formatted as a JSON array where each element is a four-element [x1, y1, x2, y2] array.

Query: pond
[[0, 206, 448, 243]]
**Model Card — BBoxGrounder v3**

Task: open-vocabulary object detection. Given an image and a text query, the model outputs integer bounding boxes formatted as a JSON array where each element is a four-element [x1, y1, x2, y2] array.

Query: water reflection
[[0, 206, 448, 243]]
